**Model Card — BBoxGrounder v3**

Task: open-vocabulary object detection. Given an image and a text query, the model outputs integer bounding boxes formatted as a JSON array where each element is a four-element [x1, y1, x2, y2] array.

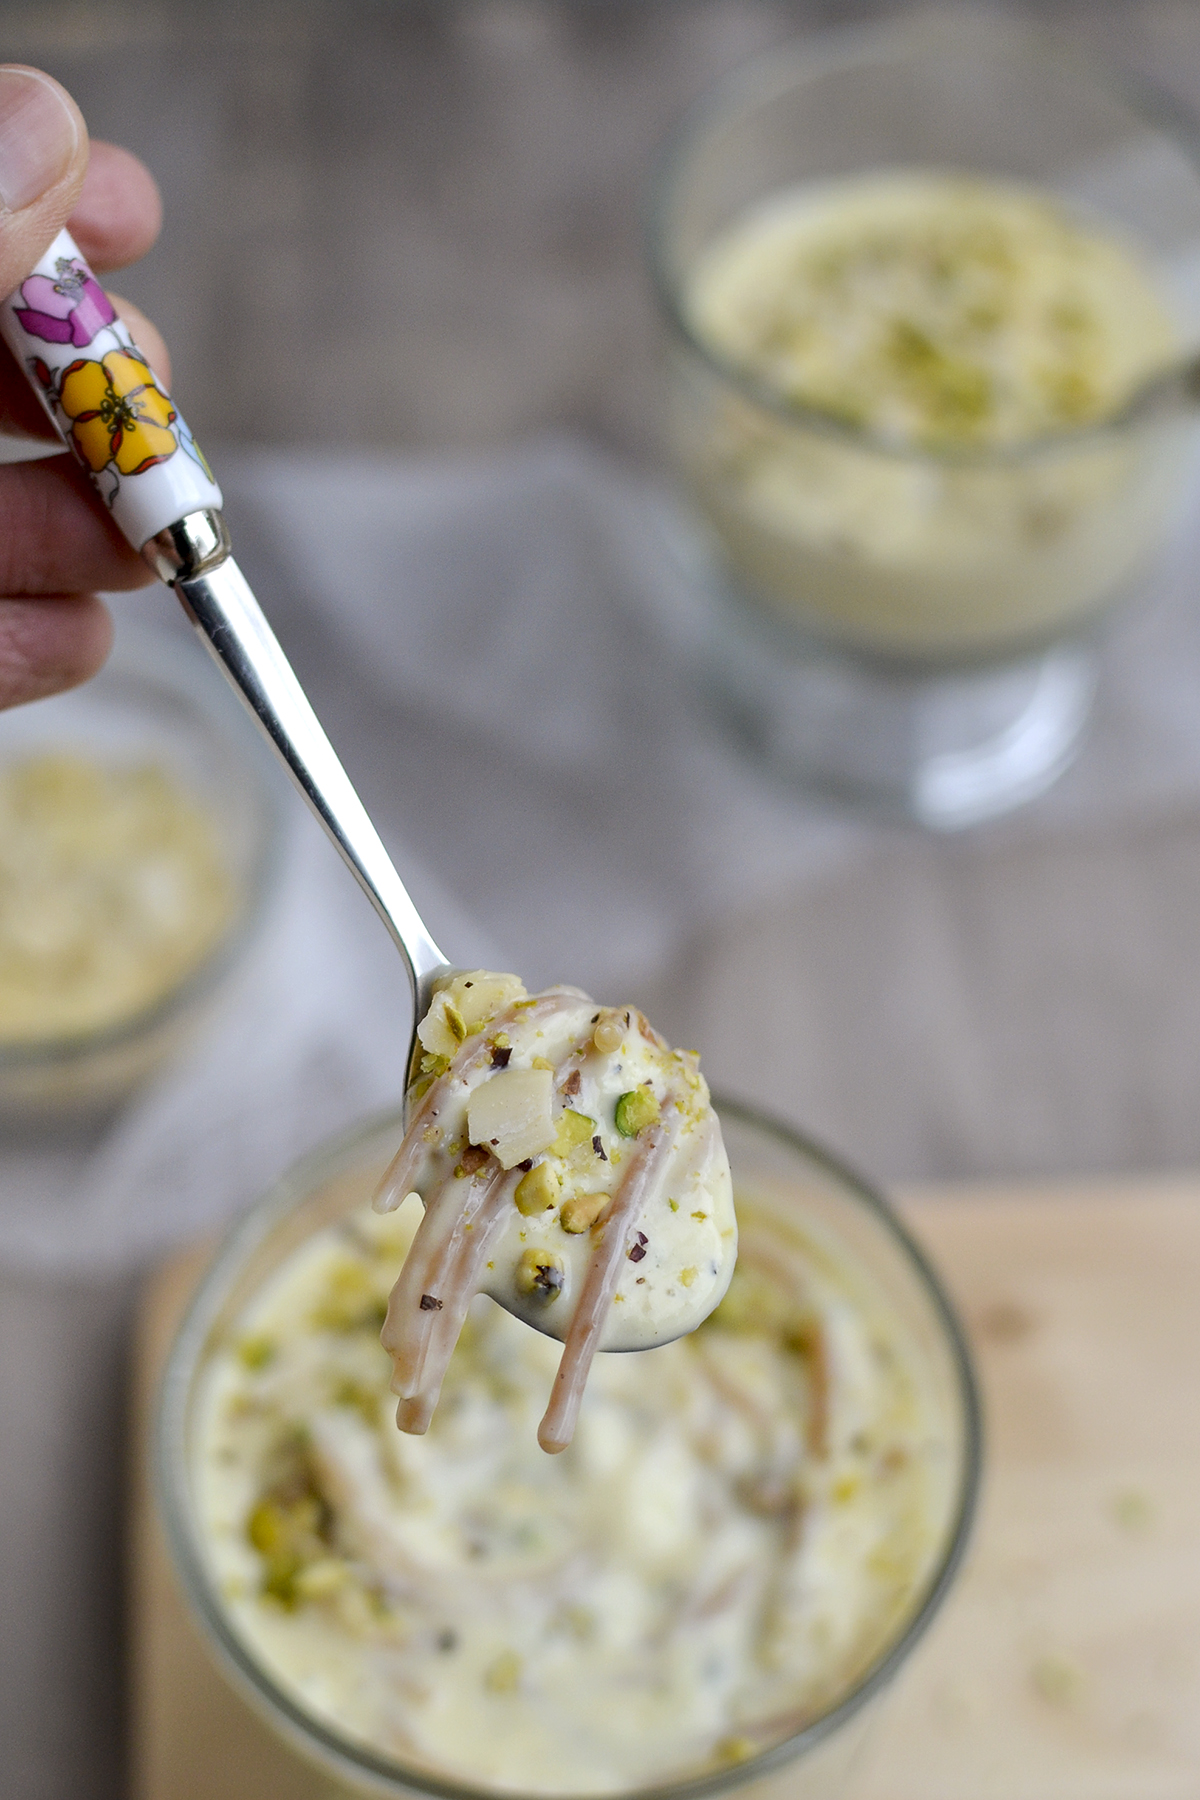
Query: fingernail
[[0, 67, 78, 212]]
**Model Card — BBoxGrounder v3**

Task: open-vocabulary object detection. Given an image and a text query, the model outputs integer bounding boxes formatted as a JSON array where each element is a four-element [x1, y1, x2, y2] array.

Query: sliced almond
[[467, 1067, 555, 1169]]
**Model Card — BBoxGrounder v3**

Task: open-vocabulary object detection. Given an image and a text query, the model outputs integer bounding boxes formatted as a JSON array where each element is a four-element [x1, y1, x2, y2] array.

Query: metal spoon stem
[[147, 509, 450, 1033]]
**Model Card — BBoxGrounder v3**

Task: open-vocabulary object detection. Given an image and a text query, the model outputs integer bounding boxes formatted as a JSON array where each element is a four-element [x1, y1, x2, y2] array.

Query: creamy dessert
[[689, 173, 1175, 448], [677, 172, 1186, 657], [194, 1176, 955, 1794], [374, 971, 736, 1453], [0, 751, 234, 1042]]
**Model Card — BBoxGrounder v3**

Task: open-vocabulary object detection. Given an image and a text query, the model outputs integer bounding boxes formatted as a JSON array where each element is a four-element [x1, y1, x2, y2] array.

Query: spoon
[[0, 229, 452, 1080]]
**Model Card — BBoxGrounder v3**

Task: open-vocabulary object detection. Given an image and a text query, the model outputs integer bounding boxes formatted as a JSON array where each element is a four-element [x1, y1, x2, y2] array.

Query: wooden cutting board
[[129, 1178, 1200, 1800]]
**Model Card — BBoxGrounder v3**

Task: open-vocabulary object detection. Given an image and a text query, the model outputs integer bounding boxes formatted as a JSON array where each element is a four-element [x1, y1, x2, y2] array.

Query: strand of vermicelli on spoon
[[538, 1097, 682, 1454], [381, 1161, 520, 1432], [381, 1008, 611, 1433]]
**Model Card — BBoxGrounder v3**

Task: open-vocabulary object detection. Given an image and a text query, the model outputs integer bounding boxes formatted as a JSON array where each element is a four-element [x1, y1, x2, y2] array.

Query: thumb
[[0, 66, 88, 301]]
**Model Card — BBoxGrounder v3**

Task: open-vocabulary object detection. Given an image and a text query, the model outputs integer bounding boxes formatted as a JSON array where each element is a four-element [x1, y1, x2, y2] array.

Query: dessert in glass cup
[[160, 1100, 979, 1799], [650, 12, 1200, 824]]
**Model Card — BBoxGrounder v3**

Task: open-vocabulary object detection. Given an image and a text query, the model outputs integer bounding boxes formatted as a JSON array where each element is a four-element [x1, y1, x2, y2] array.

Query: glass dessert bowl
[[0, 623, 282, 1124], [157, 1098, 980, 1800], [648, 10, 1200, 826]]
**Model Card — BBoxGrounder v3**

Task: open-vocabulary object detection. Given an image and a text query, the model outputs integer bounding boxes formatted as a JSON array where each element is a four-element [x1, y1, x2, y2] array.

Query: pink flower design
[[16, 257, 116, 348]]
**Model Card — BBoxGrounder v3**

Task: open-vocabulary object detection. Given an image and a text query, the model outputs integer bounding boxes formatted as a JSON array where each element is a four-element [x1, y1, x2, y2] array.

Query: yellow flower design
[[59, 349, 178, 476]]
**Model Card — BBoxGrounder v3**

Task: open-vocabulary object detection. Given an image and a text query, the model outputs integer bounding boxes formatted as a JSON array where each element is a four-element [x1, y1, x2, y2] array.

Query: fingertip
[[0, 592, 113, 711], [0, 67, 89, 294], [69, 140, 162, 270], [0, 458, 158, 598], [0, 65, 87, 212]]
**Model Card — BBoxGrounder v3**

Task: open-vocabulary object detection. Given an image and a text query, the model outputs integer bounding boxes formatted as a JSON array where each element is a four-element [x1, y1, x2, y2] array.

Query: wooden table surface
[[131, 1178, 1200, 1800]]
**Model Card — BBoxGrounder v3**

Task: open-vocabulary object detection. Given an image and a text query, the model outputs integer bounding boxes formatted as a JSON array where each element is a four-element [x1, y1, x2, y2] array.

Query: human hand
[[0, 65, 170, 709]]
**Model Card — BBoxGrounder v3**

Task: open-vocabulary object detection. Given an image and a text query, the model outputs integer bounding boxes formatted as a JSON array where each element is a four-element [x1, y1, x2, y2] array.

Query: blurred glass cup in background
[[0, 630, 281, 1126], [649, 11, 1200, 826]]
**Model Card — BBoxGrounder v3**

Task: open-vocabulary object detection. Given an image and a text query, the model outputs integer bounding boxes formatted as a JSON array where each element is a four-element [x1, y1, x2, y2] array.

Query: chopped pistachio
[[247, 1486, 330, 1610], [615, 1087, 661, 1138], [332, 1377, 379, 1422], [559, 1191, 609, 1234], [515, 1247, 566, 1301], [553, 1108, 596, 1156], [310, 1261, 388, 1333], [514, 1161, 559, 1216], [531, 1055, 554, 1071], [484, 1650, 522, 1694], [247, 1499, 289, 1557], [237, 1334, 276, 1371], [713, 1264, 807, 1338]]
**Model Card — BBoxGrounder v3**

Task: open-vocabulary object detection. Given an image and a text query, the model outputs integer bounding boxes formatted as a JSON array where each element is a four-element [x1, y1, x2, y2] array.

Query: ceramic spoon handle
[[0, 227, 223, 542]]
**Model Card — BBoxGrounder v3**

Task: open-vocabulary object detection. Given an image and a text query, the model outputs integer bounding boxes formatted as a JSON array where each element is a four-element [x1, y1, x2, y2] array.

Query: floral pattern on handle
[[38, 349, 178, 478], [0, 228, 222, 549], [14, 257, 117, 348]]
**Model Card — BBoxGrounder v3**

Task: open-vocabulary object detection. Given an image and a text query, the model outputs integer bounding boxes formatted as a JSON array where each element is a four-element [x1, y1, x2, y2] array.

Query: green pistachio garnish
[[237, 1334, 276, 1371], [553, 1109, 596, 1155], [614, 1087, 661, 1138], [515, 1247, 565, 1301], [247, 1486, 331, 1610], [484, 1650, 522, 1694], [559, 1191, 609, 1234], [514, 1161, 559, 1216]]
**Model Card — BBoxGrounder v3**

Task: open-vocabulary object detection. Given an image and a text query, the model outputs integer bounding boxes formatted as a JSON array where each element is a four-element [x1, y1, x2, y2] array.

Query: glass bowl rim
[[645, 6, 1200, 470], [0, 626, 285, 1071], [156, 1093, 983, 1800]]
